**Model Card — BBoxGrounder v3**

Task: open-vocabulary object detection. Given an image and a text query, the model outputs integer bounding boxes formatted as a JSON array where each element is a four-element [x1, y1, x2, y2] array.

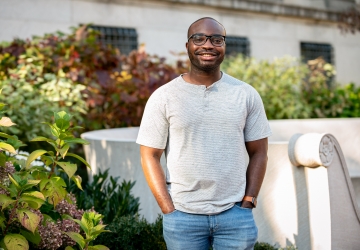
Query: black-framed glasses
[[188, 33, 226, 47]]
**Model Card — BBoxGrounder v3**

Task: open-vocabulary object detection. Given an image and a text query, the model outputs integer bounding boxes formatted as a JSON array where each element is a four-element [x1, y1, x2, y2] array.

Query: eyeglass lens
[[192, 35, 224, 46]]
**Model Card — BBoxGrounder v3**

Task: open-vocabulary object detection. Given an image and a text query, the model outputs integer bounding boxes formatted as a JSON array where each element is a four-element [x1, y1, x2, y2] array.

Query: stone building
[[1, 0, 360, 84]]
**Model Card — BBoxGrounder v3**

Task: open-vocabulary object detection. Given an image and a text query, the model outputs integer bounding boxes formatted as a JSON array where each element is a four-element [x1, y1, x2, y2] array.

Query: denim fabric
[[163, 203, 258, 250]]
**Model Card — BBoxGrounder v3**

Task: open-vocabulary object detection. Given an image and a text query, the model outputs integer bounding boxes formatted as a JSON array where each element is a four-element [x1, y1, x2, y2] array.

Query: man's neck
[[182, 68, 222, 87]]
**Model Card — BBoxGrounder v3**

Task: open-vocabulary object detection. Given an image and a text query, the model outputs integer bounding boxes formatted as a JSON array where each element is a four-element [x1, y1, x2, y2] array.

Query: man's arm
[[242, 137, 269, 208], [140, 145, 175, 214]]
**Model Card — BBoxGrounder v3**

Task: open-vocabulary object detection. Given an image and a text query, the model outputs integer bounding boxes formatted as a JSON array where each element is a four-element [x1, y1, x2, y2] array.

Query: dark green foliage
[[222, 54, 360, 119], [255, 242, 277, 250], [68, 169, 140, 224], [94, 214, 166, 250]]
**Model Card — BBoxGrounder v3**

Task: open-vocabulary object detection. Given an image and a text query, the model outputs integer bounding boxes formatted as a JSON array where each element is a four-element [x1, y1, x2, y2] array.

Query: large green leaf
[[21, 179, 41, 191], [56, 161, 77, 179], [20, 191, 45, 209], [20, 229, 41, 245], [0, 194, 16, 210], [3, 234, 29, 250], [63, 137, 90, 145], [65, 232, 85, 249], [17, 209, 41, 233], [55, 118, 70, 131], [25, 150, 47, 169], [0, 142, 16, 154], [39, 176, 67, 207], [0, 132, 16, 140], [66, 153, 91, 169], [30, 136, 53, 143]]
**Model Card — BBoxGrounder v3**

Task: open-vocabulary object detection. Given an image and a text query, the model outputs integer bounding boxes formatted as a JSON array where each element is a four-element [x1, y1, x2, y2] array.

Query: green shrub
[[222, 54, 360, 119], [0, 107, 109, 249], [94, 215, 166, 250], [67, 169, 140, 224], [0, 26, 188, 136]]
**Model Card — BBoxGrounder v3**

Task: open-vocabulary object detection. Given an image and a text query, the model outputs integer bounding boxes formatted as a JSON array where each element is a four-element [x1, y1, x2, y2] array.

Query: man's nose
[[202, 37, 214, 48]]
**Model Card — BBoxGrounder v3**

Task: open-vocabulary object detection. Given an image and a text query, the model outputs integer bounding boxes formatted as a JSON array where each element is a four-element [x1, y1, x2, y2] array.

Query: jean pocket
[[234, 202, 253, 210], [163, 209, 178, 216]]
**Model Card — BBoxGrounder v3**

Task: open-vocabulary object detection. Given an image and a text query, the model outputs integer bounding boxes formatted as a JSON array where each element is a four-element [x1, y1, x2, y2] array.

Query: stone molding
[[152, 0, 341, 22], [288, 133, 360, 222]]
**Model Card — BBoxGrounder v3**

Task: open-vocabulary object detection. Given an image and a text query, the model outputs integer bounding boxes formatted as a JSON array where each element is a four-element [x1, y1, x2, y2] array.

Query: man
[[136, 17, 272, 250]]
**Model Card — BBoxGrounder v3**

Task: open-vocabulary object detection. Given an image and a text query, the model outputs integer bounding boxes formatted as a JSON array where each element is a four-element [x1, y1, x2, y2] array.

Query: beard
[[187, 47, 224, 73]]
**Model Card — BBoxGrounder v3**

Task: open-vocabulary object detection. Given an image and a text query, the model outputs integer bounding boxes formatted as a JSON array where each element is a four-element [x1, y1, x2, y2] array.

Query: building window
[[225, 36, 250, 57], [300, 42, 333, 64], [90, 25, 138, 55]]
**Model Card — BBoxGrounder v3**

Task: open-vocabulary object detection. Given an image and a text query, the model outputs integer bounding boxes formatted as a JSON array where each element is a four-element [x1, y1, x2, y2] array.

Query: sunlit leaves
[[17, 209, 41, 233], [2, 234, 29, 250]]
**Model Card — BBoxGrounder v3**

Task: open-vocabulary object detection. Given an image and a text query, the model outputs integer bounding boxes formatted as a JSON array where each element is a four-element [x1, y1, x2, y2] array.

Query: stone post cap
[[288, 133, 335, 167]]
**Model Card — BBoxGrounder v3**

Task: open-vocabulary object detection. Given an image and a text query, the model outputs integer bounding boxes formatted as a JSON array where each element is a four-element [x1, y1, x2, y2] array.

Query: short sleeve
[[244, 88, 272, 142], [136, 89, 169, 149]]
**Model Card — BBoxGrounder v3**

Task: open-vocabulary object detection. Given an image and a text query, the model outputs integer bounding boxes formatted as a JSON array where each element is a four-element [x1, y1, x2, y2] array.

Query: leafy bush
[[0, 26, 188, 139], [222, 54, 360, 119], [0, 108, 109, 249], [94, 215, 166, 250], [67, 169, 140, 224]]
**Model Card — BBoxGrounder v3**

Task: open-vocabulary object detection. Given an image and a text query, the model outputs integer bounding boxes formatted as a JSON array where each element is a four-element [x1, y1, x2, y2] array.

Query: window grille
[[90, 25, 138, 55], [300, 42, 333, 64], [225, 36, 250, 57]]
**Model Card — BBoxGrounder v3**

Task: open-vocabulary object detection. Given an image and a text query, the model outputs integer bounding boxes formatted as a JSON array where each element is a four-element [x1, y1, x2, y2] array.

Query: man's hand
[[140, 145, 175, 214], [241, 200, 254, 209]]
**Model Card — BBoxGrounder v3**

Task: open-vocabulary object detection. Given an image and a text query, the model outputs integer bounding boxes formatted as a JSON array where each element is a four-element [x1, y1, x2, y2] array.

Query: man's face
[[186, 19, 226, 73]]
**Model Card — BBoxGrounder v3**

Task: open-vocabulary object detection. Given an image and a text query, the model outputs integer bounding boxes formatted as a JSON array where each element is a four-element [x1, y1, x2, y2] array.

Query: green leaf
[[66, 153, 91, 169], [56, 161, 77, 179], [20, 229, 41, 245], [43, 122, 60, 138], [55, 111, 71, 121], [39, 176, 67, 207], [0, 194, 16, 210], [56, 118, 70, 130], [73, 218, 89, 237], [71, 175, 83, 190], [17, 209, 41, 233], [30, 136, 53, 143], [40, 155, 53, 166], [65, 232, 85, 249], [0, 142, 16, 154], [0, 132, 16, 140], [3, 234, 29, 250], [21, 180, 41, 191], [8, 174, 21, 190], [58, 143, 70, 159], [63, 138, 90, 145], [88, 245, 110, 250], [25, 150, 47, 169], [65, 247, 75, 250], [20, 191, 45, 209], [6, 137, 26, 150]]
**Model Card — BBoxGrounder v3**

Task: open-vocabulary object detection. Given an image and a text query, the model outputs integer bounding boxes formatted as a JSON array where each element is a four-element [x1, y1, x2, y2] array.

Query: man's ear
[[185, 42, 188, 49]]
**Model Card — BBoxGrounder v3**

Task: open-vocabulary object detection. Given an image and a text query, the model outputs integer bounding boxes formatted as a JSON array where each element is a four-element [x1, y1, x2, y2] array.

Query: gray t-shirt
[[136, 72, 272, 214]]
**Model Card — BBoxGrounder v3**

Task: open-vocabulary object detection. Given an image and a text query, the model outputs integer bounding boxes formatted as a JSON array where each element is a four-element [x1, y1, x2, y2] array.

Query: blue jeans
[[163, 202, 258, 250]]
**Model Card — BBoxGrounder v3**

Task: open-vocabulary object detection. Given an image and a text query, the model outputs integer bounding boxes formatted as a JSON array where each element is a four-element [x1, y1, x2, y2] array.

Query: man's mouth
[[196, 52, 218, 60]]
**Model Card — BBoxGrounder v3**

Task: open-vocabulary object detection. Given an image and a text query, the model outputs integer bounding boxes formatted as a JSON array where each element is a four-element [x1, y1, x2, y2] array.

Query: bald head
[[187, 17, 226, 38]]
